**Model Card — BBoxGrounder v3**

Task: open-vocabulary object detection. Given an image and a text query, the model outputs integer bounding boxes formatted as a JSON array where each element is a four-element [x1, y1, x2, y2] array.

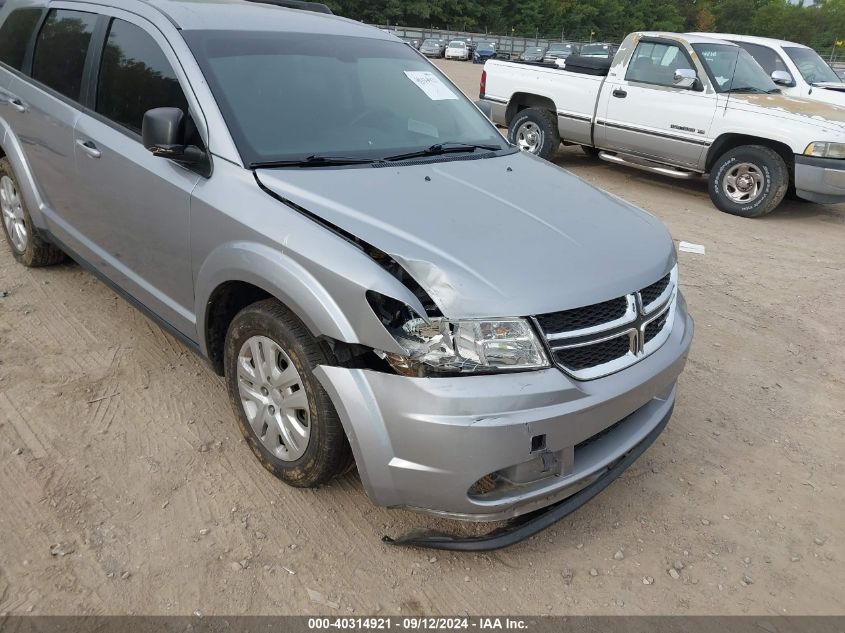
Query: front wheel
[[224, 299, 353, 488], [508, 108, 560, 161], [708, 145, 788, 218]]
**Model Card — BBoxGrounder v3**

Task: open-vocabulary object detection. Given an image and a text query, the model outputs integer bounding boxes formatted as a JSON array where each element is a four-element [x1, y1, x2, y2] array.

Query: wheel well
[[706, 134, 794, 175], [205, 281, 271, 375], [506, 93, 557, 126]]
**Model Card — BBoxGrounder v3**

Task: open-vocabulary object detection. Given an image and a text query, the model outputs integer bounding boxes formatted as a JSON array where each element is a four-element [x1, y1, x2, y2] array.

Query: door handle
[[9, 98, 27, 113], [612, 89, 627, 98], [76, 139, 102, 159]]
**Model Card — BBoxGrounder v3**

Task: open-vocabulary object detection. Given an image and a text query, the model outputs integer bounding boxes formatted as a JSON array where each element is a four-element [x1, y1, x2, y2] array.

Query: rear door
[[600, 38, 717, 169], [72, 12, 202, 336], [3, 8, 98, 235]]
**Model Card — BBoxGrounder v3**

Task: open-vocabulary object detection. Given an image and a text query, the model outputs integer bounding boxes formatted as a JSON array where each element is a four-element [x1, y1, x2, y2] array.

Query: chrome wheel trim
[[516, 121, 543, 154], [723, 162, 764, 204], [0, 175, 28, 252], [237, 336, 311, 462]]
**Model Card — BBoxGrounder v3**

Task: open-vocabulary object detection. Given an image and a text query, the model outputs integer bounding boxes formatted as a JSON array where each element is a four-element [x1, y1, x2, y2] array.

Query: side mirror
[[142, 107, 208, 173], [673, 68, 698, 89], [475, 99, 493, 121], [771, 70, 794, 86]]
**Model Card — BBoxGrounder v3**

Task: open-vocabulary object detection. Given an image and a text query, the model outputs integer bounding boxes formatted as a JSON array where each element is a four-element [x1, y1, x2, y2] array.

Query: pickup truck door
[[599, 39, 717, 169]]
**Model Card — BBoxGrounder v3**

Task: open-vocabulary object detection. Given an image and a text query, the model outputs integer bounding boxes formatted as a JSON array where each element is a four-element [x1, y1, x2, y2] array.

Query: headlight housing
[[804, 142, 845, 159], [368, 293, 549, 376]]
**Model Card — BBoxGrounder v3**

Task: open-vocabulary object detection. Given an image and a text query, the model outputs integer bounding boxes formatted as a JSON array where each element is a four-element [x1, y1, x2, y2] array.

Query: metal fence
[[371, 25, 587, 60]]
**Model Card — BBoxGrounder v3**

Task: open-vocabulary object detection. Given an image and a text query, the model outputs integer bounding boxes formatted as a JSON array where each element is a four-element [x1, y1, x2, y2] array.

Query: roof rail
[[244, 0, 333, 14]]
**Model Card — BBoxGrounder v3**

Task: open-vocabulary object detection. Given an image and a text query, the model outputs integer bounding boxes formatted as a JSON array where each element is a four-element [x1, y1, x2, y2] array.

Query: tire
[[508, 108, 560, 161], [581, 145, 600, 158], [708, 145, 788, 218], [224, 299, 353, 488], [0, 158, 65, 266]]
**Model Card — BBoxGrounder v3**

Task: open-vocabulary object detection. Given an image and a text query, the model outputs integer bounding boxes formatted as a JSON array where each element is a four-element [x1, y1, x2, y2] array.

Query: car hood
[[728, 92, 845, 132], [256, 152, 675, 319]]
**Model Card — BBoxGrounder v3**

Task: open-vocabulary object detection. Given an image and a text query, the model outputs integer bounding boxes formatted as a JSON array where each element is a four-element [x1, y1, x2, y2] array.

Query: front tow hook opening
[[382, 407, 672, 551]]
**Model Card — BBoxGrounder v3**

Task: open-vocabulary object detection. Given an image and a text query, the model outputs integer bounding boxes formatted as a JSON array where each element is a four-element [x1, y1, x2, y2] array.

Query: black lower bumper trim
[[383, 405, 673, 551]]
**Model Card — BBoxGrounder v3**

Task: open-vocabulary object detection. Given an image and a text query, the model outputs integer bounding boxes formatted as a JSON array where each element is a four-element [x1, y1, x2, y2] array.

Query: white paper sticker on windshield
[[404, 71, 459, 101]]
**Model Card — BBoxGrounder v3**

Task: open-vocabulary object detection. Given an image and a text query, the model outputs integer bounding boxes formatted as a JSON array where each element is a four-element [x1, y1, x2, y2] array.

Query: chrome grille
[[534, 266, 678, 380]]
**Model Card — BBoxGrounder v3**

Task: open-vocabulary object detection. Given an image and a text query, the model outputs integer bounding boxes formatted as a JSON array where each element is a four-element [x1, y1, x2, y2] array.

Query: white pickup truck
[[479, 31, 845, 217]]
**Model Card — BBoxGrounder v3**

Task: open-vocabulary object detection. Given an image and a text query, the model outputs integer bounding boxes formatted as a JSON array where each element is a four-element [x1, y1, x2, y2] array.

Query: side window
[[96, 19, 189, 134], [31, 9, 97, 100], [626, 41, 695, 87], [736, 42, 790, 76], [0, 8, 43, 71]]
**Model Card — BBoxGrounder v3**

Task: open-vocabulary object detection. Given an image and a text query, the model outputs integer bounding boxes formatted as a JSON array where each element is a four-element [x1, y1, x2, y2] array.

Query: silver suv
[[0, 0, 693, 549]]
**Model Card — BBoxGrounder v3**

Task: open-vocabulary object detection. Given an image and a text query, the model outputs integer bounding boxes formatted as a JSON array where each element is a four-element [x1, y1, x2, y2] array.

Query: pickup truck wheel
[[224, 299, 353, 488], [709, 146, 788, 217], [508, 108, 560, 161], [0, 159, 65, 267]]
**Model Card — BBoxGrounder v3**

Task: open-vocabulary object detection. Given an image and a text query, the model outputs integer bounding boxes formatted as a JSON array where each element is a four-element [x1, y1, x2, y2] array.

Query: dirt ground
[[0, 58, 843, 617]]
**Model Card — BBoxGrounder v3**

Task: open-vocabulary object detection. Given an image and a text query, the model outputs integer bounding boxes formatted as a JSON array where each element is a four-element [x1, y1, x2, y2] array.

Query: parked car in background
[[0, 0, 692, 550], [519, 46, 547, 62], [696, 33, 845, 107], [420, 38, 446, 57], [405, 38, 421, 50], [445, 40, 470, 61], [580, 42, 618, 58], [473, 41, 498, 64], [543, 42, 579, 63], [481, 31, 845, 217]]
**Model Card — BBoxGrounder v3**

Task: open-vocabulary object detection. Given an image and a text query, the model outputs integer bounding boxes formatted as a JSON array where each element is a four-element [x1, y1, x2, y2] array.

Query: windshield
[[478, 43, 496, 51], [783, 46, 840, 84], [422, 39, 439, 47], [525, 47, 544, 53], [549, 44, 573, 53], [692, 43, 778, 93], [184, 31, 510, 166], [449, 41, 465, 47]]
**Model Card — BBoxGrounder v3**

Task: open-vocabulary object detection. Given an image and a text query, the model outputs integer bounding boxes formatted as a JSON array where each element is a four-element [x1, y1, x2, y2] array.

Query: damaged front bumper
[[314, 295, 693, 544]]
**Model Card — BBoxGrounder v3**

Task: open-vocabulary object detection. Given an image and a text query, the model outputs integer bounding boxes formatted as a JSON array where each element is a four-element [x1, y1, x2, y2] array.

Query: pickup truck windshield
[[782, 46, 840, 84], [183, 32, 509, 166], [692, 43, 778, 93]]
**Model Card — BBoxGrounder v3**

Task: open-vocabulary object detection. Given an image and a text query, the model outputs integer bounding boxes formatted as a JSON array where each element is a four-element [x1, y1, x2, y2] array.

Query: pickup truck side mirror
[[142, 107, 210, 176], [673, 68, 698, 90], [771, 70, 794, 87]]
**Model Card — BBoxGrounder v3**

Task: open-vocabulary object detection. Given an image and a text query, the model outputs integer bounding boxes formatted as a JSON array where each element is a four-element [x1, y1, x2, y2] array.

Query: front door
[[600, 39, 717, 169], [72, 14, 201, 337]]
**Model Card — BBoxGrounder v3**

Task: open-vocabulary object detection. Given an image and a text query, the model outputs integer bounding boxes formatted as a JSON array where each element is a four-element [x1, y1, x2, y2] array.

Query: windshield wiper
[[250, 155, 384, 169], [383, 142, 502, 162], [724, 86, 773, 94]]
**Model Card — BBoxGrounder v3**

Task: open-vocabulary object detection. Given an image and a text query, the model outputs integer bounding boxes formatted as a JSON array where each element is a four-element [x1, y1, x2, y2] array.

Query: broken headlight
[[368, 292, 549, 376]]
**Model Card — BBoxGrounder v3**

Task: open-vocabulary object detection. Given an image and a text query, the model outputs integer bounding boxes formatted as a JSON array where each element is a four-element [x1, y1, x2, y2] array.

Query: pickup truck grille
[[533, 267, 678, 380]]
